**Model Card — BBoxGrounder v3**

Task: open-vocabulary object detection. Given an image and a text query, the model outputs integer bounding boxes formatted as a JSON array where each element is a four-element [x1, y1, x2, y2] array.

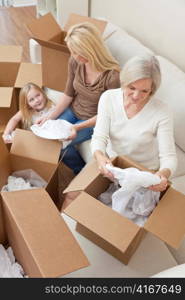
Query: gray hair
[[120, 55, 161, 95]]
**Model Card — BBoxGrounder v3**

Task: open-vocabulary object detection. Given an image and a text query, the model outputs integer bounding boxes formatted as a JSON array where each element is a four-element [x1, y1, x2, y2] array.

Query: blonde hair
[[65, 22, 120, 72], [19, 82, 52, 129], [120, 55, 161, 95]]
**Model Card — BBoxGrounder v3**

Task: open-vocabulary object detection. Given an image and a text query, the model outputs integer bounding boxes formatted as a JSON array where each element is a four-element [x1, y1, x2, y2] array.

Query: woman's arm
[[66, 115, 97, 141], [35, 93, 73, 125], [2, 111, 22, 143], [149, 108, 177, 192]]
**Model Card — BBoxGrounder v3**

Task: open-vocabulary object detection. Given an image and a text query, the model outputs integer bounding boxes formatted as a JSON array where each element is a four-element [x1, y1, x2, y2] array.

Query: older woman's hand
[[148, 172, 168, 192], [94, 151, 114, 181]]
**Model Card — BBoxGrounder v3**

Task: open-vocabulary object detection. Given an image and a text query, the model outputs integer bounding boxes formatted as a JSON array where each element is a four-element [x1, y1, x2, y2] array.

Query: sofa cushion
[[44, 87, 63, 104], [155, 56, 185, 154], [104, 23, 154, 67]]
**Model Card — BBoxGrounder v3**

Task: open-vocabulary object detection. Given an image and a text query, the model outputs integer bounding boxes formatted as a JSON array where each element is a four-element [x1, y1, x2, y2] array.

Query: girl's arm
[[2, 111, 22, 143]]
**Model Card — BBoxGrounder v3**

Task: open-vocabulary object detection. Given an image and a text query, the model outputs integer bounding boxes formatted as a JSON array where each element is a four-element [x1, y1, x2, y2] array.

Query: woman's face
[[27, 87, 46, 112], [69, 46, 88, 64], [123, 78, 153, 105]]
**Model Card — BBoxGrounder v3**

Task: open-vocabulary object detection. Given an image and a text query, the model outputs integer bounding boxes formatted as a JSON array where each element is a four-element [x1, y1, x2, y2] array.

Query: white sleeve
[[91, 91, 111, 155], [157, 109, 177, 176]]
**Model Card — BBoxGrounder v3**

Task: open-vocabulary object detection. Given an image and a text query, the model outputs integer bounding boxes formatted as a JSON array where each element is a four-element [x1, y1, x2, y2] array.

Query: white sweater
[[91, 88, 177, 175]]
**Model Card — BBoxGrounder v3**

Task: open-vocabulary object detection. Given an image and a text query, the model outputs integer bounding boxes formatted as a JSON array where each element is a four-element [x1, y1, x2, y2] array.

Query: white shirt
[[91, 88, 177, 175], [31, 105, 55, 125]]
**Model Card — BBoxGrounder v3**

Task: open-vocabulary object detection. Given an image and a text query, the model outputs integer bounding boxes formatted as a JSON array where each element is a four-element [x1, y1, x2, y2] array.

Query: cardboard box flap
[[64, 191, 140, 252], [0, 135, 11, 188], [15, 63, 42, 88], [0, 88, 13, 107], [64, 159, 100, 193], [1, 189, 89, 277], [144, 187, 185, 249], [64, 13, 107, 34], [27, 13, 61, 42], [11, 129, 61, 164], [0, 45, 22, 62], [34, 38, 69, 54]]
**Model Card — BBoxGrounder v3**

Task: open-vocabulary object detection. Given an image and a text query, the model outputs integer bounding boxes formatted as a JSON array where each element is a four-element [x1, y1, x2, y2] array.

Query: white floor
[[62, 214, 177, 278]]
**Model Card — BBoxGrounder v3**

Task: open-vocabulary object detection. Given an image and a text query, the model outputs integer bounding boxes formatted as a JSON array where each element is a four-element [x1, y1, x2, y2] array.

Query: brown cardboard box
[[0, 129, 89, 277], [27, 13, 107, 92], [0, 45, 42, 134], [63, 156, 185, 264]]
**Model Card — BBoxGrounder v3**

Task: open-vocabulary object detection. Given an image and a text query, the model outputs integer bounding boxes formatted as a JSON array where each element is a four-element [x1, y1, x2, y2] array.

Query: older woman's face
[[123, 78, 152, 105]]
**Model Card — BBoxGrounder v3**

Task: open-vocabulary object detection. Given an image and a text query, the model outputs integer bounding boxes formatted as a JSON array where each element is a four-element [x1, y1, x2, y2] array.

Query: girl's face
[[123, 78, 152, 106], [27, 87, 46, 112]]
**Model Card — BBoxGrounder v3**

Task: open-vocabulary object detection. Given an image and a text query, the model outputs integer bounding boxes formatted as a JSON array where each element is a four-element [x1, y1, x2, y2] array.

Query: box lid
[[27, 13, 61, 41], [64, 13, 107, 33], [144, 187, 185, 248], [0, 88, 13, 107], [15, 63, 42, 88], [64, 191, 140, 253], [0, 45, 22, 62], [34, 37, 70, 53], [0, 135, 11, 188], [1, 189, 89, 277], [11, 129, 61, 164], [64, 159, 100, 193]]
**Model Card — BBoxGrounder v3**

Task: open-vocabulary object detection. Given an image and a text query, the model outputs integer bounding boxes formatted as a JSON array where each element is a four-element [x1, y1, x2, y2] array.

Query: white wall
[[90, 0, 185, 72], [13, 0, 36, 6]]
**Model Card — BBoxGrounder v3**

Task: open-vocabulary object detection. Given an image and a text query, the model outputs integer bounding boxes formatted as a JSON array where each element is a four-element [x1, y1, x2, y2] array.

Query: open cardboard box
[[0, 129, 89, 277], [27, 13, 107, 92], [0, 45, 42, 135], [63, 156, 185, 264]]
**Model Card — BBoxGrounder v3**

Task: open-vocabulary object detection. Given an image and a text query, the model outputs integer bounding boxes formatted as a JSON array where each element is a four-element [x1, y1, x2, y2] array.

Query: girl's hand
[[148, 172, 168, 192], [2, 134, 13, 144], [35, 116, 49, 126]]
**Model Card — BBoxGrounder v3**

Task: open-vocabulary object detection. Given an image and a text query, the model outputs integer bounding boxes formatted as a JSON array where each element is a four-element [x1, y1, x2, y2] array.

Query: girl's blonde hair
[[65, 22, 120, 72], [19, 82, 52, 129], [120, 55, 161, 96]]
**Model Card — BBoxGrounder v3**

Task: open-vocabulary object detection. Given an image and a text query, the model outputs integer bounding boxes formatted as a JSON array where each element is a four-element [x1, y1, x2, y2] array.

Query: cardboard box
[[0, 129, 89, 277], [0, 45, 42, 134], [63, 156, 185, 264], [27, 13, 107, 92]]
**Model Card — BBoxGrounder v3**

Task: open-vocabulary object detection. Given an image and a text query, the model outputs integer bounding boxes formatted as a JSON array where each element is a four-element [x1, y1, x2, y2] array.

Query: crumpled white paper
[[103, 165, 161, 226], [0, 245, 26, 278], [31, 119, 72, 140], [1, 169, 47, 192]]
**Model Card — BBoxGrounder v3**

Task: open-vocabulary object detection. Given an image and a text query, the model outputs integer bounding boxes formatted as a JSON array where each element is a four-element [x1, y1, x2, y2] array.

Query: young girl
[[2, 82, 55, 143]]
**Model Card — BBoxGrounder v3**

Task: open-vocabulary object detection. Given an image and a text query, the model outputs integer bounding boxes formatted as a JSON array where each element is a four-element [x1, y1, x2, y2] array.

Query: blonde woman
[[36, 22, 120, 174], [91, 55, 177, 192], [2, 82, 54, 143]]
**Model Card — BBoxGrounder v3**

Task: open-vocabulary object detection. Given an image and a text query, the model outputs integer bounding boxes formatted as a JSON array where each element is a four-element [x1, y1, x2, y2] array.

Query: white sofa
[[29, 1, 185, 277]]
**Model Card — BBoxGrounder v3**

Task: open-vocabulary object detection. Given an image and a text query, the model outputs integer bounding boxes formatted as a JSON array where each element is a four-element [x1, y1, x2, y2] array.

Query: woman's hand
[[148, 172, 168, 192], [94, 151, 114, 181], [64, 125, 77, 141]]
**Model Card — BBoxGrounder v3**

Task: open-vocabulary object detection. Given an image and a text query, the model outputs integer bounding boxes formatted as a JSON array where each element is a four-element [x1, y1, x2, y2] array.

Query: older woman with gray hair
[[91, 55, 177, 192]]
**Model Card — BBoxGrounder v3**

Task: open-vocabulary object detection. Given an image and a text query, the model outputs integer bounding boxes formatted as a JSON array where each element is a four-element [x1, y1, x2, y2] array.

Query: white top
[[31, 105, 55, 126], [91, 88, 177, 175]]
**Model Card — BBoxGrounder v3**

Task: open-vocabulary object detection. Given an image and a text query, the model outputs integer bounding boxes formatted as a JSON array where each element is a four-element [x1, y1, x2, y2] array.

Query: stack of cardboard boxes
[[1, 12, 185, 278]]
